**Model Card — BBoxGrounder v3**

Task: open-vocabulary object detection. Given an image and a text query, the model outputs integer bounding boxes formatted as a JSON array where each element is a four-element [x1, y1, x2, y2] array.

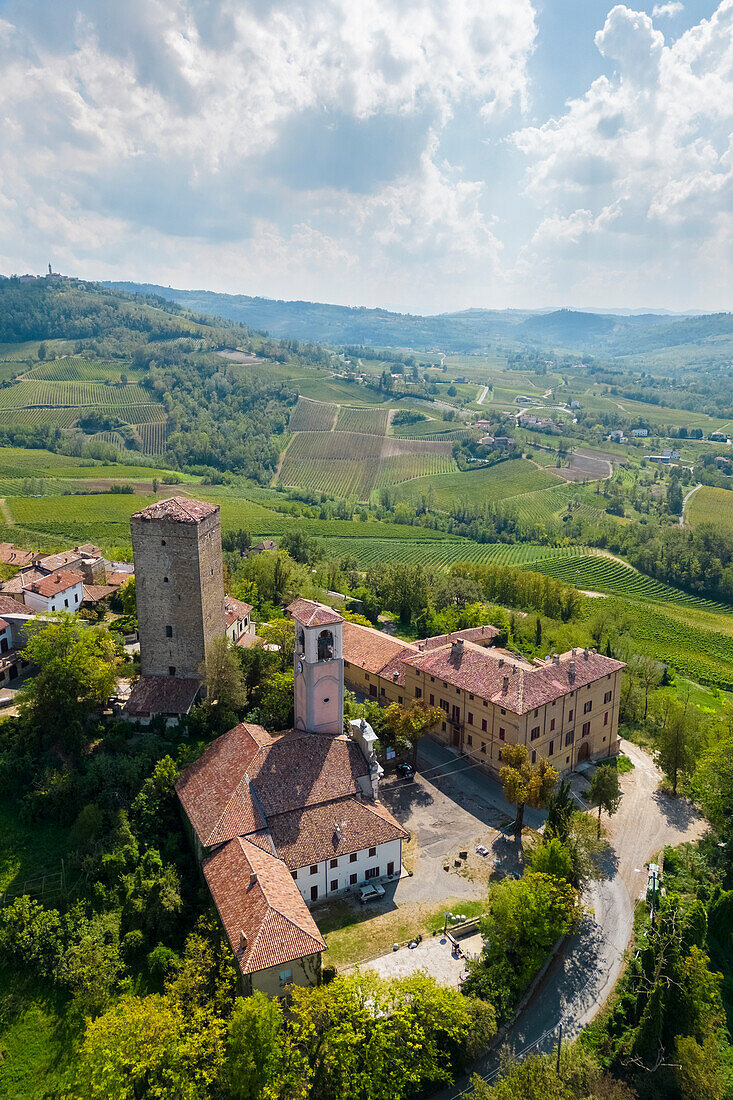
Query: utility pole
[[556, 1023, 562, 1074]]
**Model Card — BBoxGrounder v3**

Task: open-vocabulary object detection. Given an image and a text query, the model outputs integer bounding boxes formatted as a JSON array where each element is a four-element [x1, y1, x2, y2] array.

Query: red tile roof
[[0, 594, 32, 616], [108, 570, 134, 586], [0, 567, 47, 595], [403, 641, 625, 714], [0, 618, 8, 631], [267, 796, 407, 869], [37, 551, 83, 571], [82, 584, 119, 603], [0, 543, 35, 568], [124, 675, 201, 717], [342, 620, 418, 677], [176, 726, 370, 849], [203, 837, 325, 976], [287, 599, 343, 628], [418, 624, 499, 650], [224, 594, 253, 628], [131, 497, 219, 523], [26, 571, 84, 598]]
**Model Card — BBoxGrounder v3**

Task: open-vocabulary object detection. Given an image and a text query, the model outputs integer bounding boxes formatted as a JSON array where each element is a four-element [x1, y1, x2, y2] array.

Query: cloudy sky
[[0, 0, 730, 313]]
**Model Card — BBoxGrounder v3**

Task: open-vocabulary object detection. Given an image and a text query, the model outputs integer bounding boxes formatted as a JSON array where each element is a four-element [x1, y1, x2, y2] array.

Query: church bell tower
[[288, 600, 344, 735]]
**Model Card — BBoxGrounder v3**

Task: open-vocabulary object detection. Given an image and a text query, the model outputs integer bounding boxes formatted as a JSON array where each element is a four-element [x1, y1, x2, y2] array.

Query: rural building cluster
[[115, 496, 625, 995]]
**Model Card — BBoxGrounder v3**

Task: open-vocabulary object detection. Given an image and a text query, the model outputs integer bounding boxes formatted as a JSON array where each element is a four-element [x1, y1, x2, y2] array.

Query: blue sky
[[0, 0, 730, 313]]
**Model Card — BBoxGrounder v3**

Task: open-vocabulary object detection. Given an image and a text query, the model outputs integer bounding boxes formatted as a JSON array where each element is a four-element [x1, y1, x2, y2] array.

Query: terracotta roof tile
[[287, 599, 343, 628], [403, 642, 625, 715], [0, 594, 31, 616], [419, 624, 499, 650], [0, 543, 35, 568], [224, 594, 253, 627], [26, 571, 83, 598], [267, 796, 407, 869], [203, 838, 325, 976], [108, 570, 134, 586], [0, 568, 47, 594], [342, 620, 418, 677], [176, 723, 271, 845], [236, 633, 265, 649], [37, 551, 83, 570], [82, 584, 118, 603], [177, 727, 370, 849], [124, 675, 201, 717], [131, 497, 219, 524]]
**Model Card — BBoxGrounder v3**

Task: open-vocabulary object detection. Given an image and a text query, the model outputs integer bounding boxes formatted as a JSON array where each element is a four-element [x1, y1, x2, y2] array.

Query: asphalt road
[[433, 739, 705, 1099]]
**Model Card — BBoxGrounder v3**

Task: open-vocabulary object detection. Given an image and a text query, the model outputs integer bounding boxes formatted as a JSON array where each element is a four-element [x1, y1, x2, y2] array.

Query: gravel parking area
[[351, 933, 478, 988]]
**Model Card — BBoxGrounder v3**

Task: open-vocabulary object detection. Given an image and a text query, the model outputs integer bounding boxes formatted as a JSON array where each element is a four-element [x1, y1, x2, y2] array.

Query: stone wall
[[131, 509, 226, 680]]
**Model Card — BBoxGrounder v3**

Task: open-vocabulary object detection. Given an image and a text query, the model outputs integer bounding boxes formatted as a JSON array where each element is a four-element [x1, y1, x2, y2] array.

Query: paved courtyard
[[348, 930, 484, 988]]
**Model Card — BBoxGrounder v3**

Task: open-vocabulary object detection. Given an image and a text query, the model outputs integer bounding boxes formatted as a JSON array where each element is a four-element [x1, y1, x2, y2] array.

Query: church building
[[176, 598, 407, 996]]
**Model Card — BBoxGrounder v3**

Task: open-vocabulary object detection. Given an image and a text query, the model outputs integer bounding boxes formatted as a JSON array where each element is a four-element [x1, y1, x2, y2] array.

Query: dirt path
[[0, 499, 14, 525], [270, 436, 294, 487], [477, 385, 489, 405], [680, 482, 702, 526]]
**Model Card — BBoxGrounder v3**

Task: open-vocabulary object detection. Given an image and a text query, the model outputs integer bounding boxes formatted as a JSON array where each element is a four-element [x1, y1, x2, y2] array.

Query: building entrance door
[[577, 740, 591, 764]]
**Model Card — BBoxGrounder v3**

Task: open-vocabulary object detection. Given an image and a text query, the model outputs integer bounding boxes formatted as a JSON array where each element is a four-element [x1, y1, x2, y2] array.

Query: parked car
[[358, 883, 386, 904], [396, 763, 414, 780]]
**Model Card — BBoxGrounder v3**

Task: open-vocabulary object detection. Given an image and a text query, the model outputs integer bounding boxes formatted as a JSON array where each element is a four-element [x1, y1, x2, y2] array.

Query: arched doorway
[[577, 740, 590, 764]]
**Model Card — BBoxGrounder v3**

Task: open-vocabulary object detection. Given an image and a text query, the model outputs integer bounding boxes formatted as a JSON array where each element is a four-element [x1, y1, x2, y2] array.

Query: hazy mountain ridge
[[105, 282, 731, 360]]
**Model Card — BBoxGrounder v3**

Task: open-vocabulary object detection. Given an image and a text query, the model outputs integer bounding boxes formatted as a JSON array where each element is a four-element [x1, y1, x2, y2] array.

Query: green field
[[277, 430, 454, 499], [392, 459, 562, 509], [0, 380, 152, 409], [23, 357, 145, 383], [288, 397, 338, 431], [335, 405, 390, 435], [686, 486, 733, 535]]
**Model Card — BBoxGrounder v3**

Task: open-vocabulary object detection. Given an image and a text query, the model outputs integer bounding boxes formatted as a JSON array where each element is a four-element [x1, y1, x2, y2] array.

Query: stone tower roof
[[287, 598, 343, 627], [131, 497, 219, 524]]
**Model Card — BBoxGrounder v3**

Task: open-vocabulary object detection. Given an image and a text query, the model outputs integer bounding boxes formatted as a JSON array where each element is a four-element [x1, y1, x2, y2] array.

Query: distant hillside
[[105, 282, 731, 361]]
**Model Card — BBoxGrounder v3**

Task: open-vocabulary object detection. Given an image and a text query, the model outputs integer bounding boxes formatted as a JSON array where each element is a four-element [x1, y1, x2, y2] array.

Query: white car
[[358, 883, 386, 904]]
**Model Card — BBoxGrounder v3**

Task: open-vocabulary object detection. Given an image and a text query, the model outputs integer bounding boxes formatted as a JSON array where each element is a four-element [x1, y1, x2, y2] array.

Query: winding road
[[438, 740, 705, 1098]]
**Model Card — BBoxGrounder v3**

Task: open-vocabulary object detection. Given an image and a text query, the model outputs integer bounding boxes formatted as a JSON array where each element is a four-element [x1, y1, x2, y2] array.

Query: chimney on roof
[[553, 654, 560, 665], [584, 647, 589, 659], [392, 670, 399, 681], [572, 648, 577, 656], [502, 675, 509, 694], [239, 930, 247, 949], [569, 661, 576, 682], [512, 664, 517, 673], [499, 658, 504, 668], [451, 638, 464, 656], [334, 823, 342, 842], [249, 872, 258, 887]]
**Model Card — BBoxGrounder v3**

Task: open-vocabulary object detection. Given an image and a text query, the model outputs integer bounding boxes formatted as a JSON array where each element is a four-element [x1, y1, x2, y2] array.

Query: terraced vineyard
[[288, 397, 337, 431], [0, 407, 82, 428], [0, 380, 153, 409], [393, 459, 563, 510], [24, 357, 144, 382], [135, 421, 169, 454], [335, 405, 389, 435], [278, 430, 454, 499]]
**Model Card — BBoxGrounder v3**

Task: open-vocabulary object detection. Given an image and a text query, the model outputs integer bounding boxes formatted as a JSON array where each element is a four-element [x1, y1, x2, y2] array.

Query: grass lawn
[[319, 896, 486, 968], [0, 796, 73, 894], [0, 975, 76, 1100]]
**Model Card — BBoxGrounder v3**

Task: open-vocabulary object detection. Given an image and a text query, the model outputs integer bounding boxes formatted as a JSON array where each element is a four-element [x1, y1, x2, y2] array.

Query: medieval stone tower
[[289, 599, 344, 735], [130, 497, 226, 681]]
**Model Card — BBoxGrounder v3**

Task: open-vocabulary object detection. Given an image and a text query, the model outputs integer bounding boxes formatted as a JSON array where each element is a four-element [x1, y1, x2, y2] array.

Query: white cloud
[[0, 0, 536, 308], [652, 2, 684, 17], [511, 2, 733, 309]]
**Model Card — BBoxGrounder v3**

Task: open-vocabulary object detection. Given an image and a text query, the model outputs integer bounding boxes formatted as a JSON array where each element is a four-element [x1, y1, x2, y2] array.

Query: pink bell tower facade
[[288, 600, 344, 735]]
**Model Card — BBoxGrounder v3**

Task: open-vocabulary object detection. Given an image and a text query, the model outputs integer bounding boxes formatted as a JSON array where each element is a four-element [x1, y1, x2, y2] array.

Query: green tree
[[256, 670, 294, 730], [119, 575, 137, 616], [18, 616, 119, 752], [654, 698, 704, 796], [588, 764, 621, 838], [259, 618, 295, 671], [199, 636, 247, 712], [380, 700, 443, 767], [279, 530, 323, 565], [70, 993, 219, 1100], [499, 744, 557, 835], [528, 837, 574, 884], [219, 993, 284, 1100]]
